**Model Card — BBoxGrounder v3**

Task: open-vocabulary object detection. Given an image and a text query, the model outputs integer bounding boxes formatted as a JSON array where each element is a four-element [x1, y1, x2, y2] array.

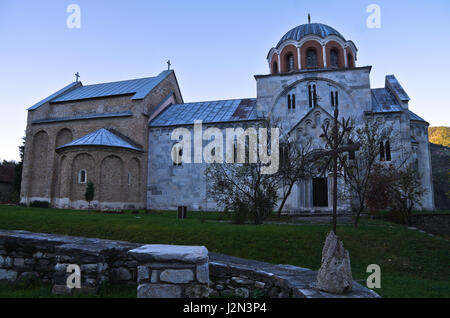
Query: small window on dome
[[347, 54, 354, 68], [306, 48, 317, 68], [330, 49, 339, 67], [272, 61, 278, 74], [285, 53, 295, 72]]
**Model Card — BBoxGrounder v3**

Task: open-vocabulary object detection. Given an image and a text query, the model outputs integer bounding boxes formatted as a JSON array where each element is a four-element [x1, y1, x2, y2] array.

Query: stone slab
[[128, 245, 208, 264]]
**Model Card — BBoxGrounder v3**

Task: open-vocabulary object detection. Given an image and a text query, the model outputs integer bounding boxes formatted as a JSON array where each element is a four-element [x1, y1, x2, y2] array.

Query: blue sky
[[0, 0, 449, 161]]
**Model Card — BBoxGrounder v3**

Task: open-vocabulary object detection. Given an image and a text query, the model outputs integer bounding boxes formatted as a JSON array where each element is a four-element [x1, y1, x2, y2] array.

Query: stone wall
[[208, 252, 380, 298], [0, 230, 380, 298], [0, 230, 209, 298], [130, 245, 209, 298]]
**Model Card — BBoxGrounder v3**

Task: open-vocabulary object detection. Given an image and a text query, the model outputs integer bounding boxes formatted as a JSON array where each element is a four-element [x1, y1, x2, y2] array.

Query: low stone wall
[[208, 253, 380, 298], [0, 230, 209, 297], [0, 230, 379, 298], [410, 214, 450, 235], [130, 245, 209, 298]]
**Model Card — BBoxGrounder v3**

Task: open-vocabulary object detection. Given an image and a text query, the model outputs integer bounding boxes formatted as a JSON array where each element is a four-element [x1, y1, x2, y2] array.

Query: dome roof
[[277, 23, 345, 47]]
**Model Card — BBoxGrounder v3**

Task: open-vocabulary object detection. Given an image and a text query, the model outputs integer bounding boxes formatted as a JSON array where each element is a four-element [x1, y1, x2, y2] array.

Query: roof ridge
[[79, 76, 156, 88], [170, 97, 256, 106]]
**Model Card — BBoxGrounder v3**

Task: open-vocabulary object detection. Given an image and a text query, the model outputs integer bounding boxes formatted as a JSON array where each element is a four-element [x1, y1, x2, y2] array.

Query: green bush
[[231, 201, 249, 224]]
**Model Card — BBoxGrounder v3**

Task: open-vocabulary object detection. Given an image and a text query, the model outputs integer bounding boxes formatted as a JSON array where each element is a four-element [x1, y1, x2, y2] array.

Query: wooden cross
[[312, 104, 361, 234], [167, 60, 171, 70], [75, 72, 80, 82]]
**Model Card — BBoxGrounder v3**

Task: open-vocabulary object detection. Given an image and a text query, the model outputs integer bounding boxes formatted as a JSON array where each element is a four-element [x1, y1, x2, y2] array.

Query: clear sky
[[0, 0, 449, 161]]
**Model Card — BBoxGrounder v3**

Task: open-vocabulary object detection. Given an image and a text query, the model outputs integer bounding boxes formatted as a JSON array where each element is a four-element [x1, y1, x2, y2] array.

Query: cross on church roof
[[308, 13, 311, 24], [75, 72, 80, 82], [167, 60, 171, 70]]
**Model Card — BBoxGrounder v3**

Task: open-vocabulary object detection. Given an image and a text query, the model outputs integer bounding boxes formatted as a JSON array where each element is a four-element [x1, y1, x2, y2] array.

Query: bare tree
[[206, 161, 280, 224], [339, 119, 394, 227], [276, 134, 315, 217], [205, 119, 281, 224]]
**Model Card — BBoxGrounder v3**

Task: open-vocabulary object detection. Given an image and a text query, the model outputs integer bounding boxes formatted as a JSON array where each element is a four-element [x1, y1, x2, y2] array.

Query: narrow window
[[306, 48, 317, 68], [178, 148, 183, 166], [308, 85, 313, 108], [348, 140, 355, 160], [287, 94, 291, 109], [347, 54, 354, 68], [78, 170, 87, 184], [313, 85, 317, 106], [335, 91, 339, 106], [380, 142, 385, 161], [272, 61, 278, 74], [292, 94, 296, 110], [233, 141, 238, 163], [330, 48, 339, 67], [331, 92, 335, 107], [173, 147, 183, 166], [385, 141, 391, 161], [280, 144, 289, 167], [127, 173, 131, 186], [286, 53, 294, 72]]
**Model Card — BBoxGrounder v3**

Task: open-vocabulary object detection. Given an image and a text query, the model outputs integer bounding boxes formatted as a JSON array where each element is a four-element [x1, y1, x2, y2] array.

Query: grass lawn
[[0, 205, 449, 298]]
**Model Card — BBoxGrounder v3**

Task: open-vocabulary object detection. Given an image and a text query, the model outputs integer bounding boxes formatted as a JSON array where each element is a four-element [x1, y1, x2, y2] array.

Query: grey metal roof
[[57, 128, 142, 151], [386, 75, 410, 102], [408, 110, 428, 123], [277, 23, 345, 47], [149, 98, 260, 127], [29, 71, 172, 110], [371, 88, 403, 113], [28, 82, 80, 110], [51, 70, 171, 102], [32, 111, 132, 124]]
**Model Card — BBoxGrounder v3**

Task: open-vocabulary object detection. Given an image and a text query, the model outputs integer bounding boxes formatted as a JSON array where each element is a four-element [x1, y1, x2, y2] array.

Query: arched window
[[173, 146, 183, 166], [78, 169, 87, 184], [288, 94, 296, 111], [330, 48, 339, 67], [127, 172, 131, 186], [272, 61, 278, 74], [330, 90, 338, 107], [380, 142, 385, 161], [385, 141, 391, 161], [285, 53, 295, 72], [280, 144, 289, 168], [308, 84, 317, 108], [306, 48, 317, 68], [313, 85, 317, 106], [348, 140, 355, 160], [347, 54, 354, 68]]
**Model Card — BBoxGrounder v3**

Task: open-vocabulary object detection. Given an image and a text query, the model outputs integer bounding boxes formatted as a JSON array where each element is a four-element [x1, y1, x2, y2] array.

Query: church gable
[[288, 105, 334, 141]]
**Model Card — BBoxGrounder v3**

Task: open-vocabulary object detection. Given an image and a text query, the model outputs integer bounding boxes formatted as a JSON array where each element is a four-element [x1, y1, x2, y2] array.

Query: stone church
[[20, 21, 435, 212]]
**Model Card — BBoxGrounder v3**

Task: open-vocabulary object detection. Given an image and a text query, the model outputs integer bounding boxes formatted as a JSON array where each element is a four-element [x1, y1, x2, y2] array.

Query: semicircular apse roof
[[57, 128, 143, 151], [277, 23, 345, 47]]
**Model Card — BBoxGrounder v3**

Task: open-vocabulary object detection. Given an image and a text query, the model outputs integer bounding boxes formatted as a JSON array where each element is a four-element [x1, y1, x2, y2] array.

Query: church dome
[[268, 20, 357, 74], [277, 23, 345, 48]]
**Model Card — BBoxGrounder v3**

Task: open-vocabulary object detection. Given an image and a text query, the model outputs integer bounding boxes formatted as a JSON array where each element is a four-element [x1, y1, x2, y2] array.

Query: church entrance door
[[312, 178, 328, 207]]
